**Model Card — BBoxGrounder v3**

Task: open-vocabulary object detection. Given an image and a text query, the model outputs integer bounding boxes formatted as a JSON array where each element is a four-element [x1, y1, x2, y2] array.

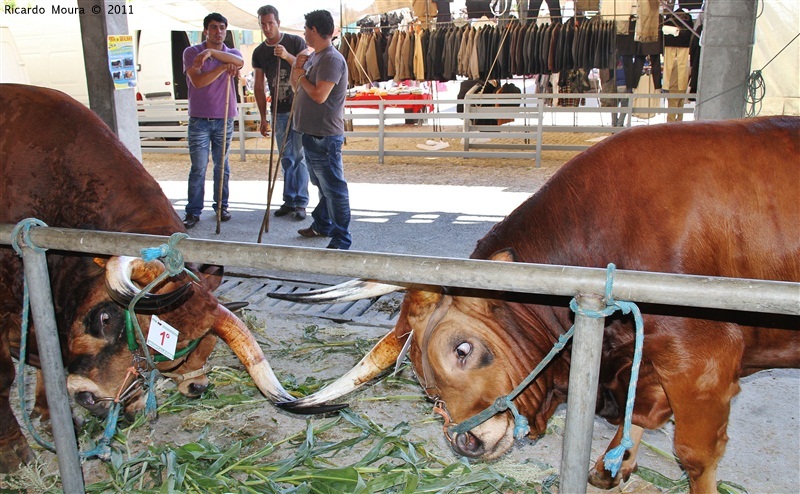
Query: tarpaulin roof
[[126, 0, 414, 32]]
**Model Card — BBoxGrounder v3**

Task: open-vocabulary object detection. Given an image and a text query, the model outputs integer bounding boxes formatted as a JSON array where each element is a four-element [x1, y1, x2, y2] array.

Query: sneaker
[[292, 207, 307, 220], [298, 226, 326, 238], [326, 243, 349, 250], [274, 205, 293, 217], [219, 209, 231, 222], [183, 214, 200, 229]]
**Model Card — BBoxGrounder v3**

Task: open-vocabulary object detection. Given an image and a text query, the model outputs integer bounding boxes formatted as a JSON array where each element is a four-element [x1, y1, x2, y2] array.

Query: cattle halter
[[125, 233, 201, 417]]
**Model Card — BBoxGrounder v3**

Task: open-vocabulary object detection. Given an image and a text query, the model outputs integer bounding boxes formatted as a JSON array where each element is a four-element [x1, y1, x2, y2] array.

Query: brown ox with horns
[[0, 84, 335, 472], [272, 117, 800, 493]]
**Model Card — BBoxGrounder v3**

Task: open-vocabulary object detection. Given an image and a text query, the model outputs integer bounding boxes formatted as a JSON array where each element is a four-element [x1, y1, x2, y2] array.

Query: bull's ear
[[490, 248, 517, 263], [195, 264, 225, 291], [93, 257, 108, 268], [394, 287, 443, 339]]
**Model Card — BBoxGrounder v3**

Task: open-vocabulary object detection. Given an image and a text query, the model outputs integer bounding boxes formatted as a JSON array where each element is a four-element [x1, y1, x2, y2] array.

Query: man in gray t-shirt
[[291, 10, 352, 250]]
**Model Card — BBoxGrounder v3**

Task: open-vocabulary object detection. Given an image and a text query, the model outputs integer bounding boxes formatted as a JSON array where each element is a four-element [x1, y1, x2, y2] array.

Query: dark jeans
[[302, 134, 352, 249], [186, 117, 234, 216], [274, 112, 308, 208]]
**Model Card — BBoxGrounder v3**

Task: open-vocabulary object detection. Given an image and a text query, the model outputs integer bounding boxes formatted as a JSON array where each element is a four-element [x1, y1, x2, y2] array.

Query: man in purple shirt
[[182, 13, 243, 228]]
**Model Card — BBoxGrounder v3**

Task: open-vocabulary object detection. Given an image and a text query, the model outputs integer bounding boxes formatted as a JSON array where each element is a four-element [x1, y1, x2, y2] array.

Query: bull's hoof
[[588, 467, 621, 490], [0, 432, 35, 473], [587, 463, 638, 490]]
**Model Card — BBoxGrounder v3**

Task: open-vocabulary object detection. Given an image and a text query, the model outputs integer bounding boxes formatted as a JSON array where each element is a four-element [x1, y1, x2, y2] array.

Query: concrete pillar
[[78, 0, 142, 160], [695, 0, 758, 120]]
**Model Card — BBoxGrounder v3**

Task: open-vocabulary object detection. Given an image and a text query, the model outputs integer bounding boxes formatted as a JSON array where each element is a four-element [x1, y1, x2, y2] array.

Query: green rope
[[746, 32, 799, 117], [126, 232, 198, 418]]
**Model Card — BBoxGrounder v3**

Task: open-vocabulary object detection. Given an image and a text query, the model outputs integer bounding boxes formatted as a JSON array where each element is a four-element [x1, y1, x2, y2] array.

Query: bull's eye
[[455, 341, 472, 359], [84, 301, 125, 341]]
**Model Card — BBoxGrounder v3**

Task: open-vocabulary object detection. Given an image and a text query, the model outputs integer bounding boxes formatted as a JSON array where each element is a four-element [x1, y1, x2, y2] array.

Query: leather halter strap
[[419, 291, 452, 396]]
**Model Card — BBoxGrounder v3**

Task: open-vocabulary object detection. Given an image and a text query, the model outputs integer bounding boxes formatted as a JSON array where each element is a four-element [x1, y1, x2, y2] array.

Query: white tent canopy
[[126, 0, 415, 32]]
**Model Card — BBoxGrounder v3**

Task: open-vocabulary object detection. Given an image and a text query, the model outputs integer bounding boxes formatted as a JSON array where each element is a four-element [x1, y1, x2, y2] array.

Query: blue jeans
[[186, 117, 234, 216], [274, 112, 308, 208], [302, 134, 351, 249]]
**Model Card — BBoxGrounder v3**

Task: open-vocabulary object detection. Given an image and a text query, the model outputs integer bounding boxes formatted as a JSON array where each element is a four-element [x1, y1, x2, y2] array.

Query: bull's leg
[[668, 378, 739, 493], [587, 424, 644, 489], [0, 343, 35, 472], [33, 369, 50, 420]]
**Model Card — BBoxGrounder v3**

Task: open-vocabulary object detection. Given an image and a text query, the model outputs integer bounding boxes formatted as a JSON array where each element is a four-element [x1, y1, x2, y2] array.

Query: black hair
[[304, 10, 334, 38], [203, 12, 228, 29], [256, 5, 279, 21]]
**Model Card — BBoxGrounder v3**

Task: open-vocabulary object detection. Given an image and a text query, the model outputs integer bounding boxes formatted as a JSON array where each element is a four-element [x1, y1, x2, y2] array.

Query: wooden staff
[[258, 60, 291, 243], [216, 74, 232, 234]]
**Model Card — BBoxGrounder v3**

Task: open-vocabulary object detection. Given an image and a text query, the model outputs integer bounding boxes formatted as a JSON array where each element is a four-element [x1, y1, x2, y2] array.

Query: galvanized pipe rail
[[3, 224, 798, 493]]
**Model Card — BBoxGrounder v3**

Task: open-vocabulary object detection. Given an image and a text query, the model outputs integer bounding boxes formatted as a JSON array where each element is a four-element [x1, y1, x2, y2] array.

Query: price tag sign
[[147, 315, 179, 360]]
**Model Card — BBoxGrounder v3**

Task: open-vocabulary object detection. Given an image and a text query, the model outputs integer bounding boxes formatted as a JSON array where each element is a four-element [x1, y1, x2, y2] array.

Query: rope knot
[[603, 437, 634, 477], [495, 396, 530, 440], [140, 232, 190, 277], [492, 396, 511, 412], [11, 218, 48, 256]]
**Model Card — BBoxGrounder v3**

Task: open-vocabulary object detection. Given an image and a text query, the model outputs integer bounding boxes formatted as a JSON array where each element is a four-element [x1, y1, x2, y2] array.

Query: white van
[[1, 13, 189, 103], [135, 30, 191, 101], [0, 26, 29, 84]]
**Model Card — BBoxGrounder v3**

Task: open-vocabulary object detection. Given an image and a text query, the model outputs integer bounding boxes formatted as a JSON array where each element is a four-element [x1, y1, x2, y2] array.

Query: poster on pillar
[[107, 35, 137, 90]]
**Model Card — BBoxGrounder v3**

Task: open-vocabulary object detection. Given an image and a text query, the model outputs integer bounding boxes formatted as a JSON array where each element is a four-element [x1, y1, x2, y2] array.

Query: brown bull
[[273, 117, 800, 493], [0, 84, 330, 472]]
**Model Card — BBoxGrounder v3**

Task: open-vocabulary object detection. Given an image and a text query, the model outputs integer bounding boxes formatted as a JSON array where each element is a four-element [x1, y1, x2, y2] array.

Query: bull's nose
[[74, 391, 109, 418], [452, 432, 485, 458], [75, 390, 97, 407], [186, 382, 208, 397]]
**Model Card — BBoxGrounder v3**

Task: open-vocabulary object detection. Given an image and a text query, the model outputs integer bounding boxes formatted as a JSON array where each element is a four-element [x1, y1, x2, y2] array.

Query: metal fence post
[[19, 242, 85, 494], [378, 100, 386, 165], [560, 294, 606, 493]]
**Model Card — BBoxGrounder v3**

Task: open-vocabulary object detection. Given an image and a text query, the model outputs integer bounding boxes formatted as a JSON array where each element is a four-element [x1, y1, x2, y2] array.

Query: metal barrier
[[138, 92, 695, 166], [4, 223, 795, 493]]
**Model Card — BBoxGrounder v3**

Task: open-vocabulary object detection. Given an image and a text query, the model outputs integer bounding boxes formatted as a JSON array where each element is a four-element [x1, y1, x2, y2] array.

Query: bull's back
[[475, 117, 800, 283], [474, 117, 800, 371], [0, 84, 182, 235]]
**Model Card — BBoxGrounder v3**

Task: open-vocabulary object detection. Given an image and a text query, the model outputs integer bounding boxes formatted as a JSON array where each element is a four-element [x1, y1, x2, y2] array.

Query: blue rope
[[448, 263, 646, 480], [11, 218, 119, 459], [140, 233, 199, 280], [11, 218, 48, 254], [569, 264, 646, 478]]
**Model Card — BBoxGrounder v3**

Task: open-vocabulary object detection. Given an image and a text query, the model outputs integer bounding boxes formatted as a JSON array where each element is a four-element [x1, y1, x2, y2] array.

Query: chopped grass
[[1, 318, 757, 494]]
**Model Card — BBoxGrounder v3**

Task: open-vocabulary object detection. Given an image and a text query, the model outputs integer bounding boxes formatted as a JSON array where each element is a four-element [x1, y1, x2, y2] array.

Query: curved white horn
[[277, 329, 407, 413], [105, 256, 190, 309], [212, 305, 295, 403], [268, 279, 404, 303], [212, 305, 346, 414]]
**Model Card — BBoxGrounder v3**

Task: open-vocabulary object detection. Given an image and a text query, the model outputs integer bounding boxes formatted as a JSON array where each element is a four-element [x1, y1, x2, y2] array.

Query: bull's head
[[271, 251, 569, 460], [62, 256, 310, 419]]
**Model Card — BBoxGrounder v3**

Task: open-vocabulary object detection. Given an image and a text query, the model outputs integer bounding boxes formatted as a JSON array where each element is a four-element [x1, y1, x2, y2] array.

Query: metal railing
[[138, 92, 695, 166], [5, 223, 795, 493]]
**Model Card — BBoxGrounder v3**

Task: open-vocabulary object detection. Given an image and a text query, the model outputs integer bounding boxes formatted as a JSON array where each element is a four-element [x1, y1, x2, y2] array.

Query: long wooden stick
[[216, 74, 232, 234], [257, 65, 281, 243]]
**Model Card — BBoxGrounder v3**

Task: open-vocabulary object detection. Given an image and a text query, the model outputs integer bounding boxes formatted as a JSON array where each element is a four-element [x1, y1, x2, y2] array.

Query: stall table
[[347, 92, 433, 123]]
